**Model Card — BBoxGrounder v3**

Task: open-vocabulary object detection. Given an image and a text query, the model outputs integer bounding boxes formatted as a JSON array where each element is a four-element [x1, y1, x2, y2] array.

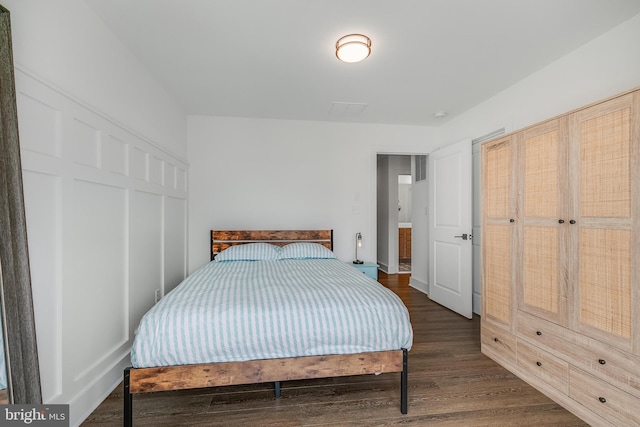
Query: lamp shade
[[353, 232, 363, 264], [336, 34, 371, 63]]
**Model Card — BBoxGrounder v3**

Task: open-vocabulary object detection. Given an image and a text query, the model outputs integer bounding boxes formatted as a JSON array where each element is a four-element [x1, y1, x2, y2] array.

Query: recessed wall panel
[[165, 197, 186, 294], [131, 191, 162, 329], [166, 163, 177, 189], [177, 167, 187, 192], [133, 148, 148, 181], [22, 171, 62, 401], [149, 156, 163, 185], [72, 118, 100, 168], [17, 93, 61, 157], [70, 180, 127, 379], [104, 135, 129, 176]]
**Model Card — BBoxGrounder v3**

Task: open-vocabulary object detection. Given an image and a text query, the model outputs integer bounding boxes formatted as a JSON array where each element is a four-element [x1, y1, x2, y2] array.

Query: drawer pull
[[536, 361, 542, 367], [558, 219, 565, 224], [536, 331, 542, 336], [598, 359, 606, 365], [494, 337, 499, 342], [510, 219, 515, 223], [598, 397, 607, 404]]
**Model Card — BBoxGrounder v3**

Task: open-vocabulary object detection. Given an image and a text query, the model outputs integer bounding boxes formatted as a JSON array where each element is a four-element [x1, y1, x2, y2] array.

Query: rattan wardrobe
[[481, 88, 639, 426]]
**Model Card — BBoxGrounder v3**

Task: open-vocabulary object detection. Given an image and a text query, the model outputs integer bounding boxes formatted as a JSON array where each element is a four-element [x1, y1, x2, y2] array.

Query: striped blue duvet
[[131, 259, 413, 368]]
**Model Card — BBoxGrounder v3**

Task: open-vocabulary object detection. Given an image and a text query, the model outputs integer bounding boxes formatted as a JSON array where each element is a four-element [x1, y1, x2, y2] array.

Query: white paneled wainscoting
[[15, 68, 188, 426]]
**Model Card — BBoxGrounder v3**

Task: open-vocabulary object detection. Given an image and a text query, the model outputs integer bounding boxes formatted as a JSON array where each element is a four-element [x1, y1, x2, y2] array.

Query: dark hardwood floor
[[82, 272, 586, 426]]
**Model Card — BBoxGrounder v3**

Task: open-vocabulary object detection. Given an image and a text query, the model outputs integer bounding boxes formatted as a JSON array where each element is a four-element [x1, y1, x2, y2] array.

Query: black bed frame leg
[[401, 349, 408, 414], [124, 368, 133, 427], [274, 381, 281, 398]]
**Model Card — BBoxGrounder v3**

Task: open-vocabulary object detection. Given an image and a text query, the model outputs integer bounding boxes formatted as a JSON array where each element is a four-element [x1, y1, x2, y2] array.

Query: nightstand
[[348, 262, 379, 280]]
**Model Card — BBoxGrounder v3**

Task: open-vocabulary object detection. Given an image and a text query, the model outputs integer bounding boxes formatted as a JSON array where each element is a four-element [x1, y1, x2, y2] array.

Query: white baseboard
[[377, 262, 389, 273], [409, 276, 428, 295], [69, 356, 130, 427]]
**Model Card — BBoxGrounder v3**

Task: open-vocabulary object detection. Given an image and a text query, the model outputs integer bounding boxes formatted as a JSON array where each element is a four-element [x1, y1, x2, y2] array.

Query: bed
[[124, 230, 413, 426]]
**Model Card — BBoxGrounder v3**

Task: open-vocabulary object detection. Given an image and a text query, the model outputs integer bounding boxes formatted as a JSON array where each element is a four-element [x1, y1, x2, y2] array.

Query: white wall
[[3, 1, 188, 426], [439, 13, 640, 145], [187, 116, 438, 273]]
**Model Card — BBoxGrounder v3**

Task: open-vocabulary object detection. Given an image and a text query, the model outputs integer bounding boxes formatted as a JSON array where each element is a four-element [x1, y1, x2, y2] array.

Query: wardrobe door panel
[[520, 119, 569, 326], [484, 224, 512, 324], [482, 137, 518, 330], [579, 228, 632, 349], [570, 93, 638, 353], [484, 140, 512, 218], [579, 104, 631, 218]]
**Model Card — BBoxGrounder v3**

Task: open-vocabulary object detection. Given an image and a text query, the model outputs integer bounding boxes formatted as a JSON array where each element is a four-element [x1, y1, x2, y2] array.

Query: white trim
[[472, 128, 505, 145], [409, 276, 428, 295]]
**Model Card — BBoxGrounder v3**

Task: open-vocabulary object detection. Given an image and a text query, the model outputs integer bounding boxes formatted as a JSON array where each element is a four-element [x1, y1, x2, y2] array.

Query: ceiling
[[84, 0, 640, 126]]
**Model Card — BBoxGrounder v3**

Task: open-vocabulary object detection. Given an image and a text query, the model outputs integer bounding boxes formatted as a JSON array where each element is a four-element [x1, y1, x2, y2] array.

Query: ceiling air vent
[[328, 102, 368, 117]]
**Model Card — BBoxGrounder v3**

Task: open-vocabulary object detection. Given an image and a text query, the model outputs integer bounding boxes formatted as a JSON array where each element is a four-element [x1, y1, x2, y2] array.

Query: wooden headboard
[[211, 230, 333, 260]]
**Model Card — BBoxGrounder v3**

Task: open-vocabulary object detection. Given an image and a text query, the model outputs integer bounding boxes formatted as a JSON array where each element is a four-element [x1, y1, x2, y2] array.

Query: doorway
[[375, 142, 476, 318], [376, 154, 427, 288], [398, 174, 412, 273]]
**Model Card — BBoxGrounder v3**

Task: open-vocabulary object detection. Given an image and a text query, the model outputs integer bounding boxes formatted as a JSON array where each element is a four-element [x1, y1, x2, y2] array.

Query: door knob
[[454, 233, 469, 240]]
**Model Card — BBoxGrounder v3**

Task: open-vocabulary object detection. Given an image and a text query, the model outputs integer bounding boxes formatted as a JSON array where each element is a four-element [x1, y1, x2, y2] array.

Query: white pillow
[[215, 243, 281, 261], [279, 242, 336, 260]]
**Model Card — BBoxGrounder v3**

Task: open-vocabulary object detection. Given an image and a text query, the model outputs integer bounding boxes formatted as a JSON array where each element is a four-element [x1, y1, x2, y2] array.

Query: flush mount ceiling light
[[336, 34, 371, 63]]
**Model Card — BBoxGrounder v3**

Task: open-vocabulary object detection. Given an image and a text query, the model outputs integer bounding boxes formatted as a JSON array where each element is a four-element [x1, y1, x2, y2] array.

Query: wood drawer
[[481, 320, 516, 366], [572, 336, 640, 399], [517, 339, 569, 394], [569, 366, 640, 427], [517, 311, 587, 358], [518, 310, 640, 398]]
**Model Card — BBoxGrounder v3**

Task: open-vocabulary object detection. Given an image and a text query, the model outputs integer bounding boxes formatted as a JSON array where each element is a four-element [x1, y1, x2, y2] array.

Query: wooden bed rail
[[124, 349, 408, 426]]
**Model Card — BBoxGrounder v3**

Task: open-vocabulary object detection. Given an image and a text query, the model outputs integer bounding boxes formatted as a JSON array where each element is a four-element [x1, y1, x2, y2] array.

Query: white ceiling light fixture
[[336, 34, 371, 63]]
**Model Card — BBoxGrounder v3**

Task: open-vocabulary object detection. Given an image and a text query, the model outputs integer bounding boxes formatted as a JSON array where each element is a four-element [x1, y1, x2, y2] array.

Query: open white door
[[428, 139, 473, 319]]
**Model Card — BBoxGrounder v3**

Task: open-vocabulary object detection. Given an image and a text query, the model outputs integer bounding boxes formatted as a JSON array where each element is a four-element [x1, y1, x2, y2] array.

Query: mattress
[[131, 258, 413, 368]]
